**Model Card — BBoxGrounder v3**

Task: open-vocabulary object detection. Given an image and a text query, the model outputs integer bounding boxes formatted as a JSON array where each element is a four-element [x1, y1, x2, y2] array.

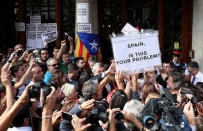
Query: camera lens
[[143, 114, 155, 129]]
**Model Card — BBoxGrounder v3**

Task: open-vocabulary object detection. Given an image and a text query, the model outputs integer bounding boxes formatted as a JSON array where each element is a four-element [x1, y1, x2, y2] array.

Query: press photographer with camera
[[8, 59, 36, 97], [0, 66, 58, 131], [141, 83, 201, 131]]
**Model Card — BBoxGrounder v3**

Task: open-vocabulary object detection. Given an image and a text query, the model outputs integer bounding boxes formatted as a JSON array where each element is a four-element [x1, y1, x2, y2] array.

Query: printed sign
[[26, 31, 36, 40], [15, 22, 25, 31], [78, 24, 92, 33], [77, 3, 89, 23], [41, 31, 58, 43], [111, 30, 161, 74], [47, 23, 57, 31], [26, 22, 58, 49], [30, 16, 41, 23], [121, 22, 139, 35], [37, 24, 47, 31], [26, 24, 37, 31]]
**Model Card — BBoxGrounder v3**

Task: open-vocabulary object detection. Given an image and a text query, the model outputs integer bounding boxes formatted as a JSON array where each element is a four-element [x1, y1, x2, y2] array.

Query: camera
[[142, 98, 183, 131], [114, 112, 124, 121], [62, 112, 72, 121], [29, 82, 55, 100], [86, 100, 109, 126], [17, 50, 23, 56]]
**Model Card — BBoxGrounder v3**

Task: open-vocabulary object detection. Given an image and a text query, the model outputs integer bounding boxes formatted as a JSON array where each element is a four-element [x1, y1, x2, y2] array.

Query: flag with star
[[75, 32, 102, 62]]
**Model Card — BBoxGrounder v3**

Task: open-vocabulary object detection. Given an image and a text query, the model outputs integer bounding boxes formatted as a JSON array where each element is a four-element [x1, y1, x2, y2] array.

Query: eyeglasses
[[49, 64, 59, 67]]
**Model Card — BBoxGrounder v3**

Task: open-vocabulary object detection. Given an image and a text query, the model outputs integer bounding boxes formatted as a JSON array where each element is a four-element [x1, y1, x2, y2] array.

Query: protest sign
[[47, 23, 57, 31], [26, 39, 44, 50], [37, 23, 47, 31], [76, 3, 89, 23], [26, 31, 36, 40], [41, 31, 58, 43], [30, 16, 41, 23], [15, 22, 25, 31], [78, 24, 92, 33], [121, 22, 139, 35], [26, 21, 57, 49], [110, 30, 161, 74], [26, 24, 37, 31]]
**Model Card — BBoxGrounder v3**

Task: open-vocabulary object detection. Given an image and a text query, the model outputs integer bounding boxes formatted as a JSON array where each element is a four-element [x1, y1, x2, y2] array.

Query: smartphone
[[63, 32, 70, 51], [62, 112, 72, 121]]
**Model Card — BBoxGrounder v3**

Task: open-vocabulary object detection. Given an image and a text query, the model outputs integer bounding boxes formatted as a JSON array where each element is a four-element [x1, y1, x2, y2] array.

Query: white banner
[[15, 22, 25, 31], [41, 31, 58, 43], [77, 3, 89, 23], [111, 31, 162, 74], [30, 16, 41, 23], [78, 24, 92, 33]]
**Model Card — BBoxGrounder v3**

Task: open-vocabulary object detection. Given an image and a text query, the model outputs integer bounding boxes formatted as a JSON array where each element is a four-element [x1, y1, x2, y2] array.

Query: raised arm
[[14, 59, 36, 89], [56, 40, 66, 60], [18, 50, 28, 61], [68, 35, 74, 55], [41, 86, 56, 131], [2, 52, 16, 71], [0, 85, 31, 131], [115, 70, 125, 90], [0, 69, 14, 119], [124, 75, 131, 100]]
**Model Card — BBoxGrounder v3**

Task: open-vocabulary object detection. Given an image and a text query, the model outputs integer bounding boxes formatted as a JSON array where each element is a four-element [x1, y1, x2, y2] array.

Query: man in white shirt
[[187, 61, 203, 85]]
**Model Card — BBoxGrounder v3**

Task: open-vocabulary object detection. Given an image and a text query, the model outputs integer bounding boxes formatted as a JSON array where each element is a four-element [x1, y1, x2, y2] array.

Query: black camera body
[[86, 100, 109, 126], [142, 98, 183, 131], [29, 82, 54, 100], [62, 112, 72, 121], [17, 50, 23, 56]]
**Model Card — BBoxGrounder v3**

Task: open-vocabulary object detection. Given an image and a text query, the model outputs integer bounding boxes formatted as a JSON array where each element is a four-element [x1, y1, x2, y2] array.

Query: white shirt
[[191, 71, 203, 85], [7, 126, 32, 131]]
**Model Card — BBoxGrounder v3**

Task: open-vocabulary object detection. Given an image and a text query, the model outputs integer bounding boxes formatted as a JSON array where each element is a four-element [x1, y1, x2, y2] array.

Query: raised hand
[[71, 114, 91, 131]]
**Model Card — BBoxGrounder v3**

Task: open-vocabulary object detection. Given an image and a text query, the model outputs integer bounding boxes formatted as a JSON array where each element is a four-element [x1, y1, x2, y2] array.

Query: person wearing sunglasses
[[44, 58, 60, 84]]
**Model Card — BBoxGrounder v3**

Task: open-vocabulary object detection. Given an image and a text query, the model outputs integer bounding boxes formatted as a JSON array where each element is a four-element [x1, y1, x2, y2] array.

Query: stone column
[[192, 0, 203, 71], [75, 0, 99, 36]]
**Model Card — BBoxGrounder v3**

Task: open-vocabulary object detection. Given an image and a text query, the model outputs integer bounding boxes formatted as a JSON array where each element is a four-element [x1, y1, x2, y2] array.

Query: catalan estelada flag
[[75, 32, 102, 62]]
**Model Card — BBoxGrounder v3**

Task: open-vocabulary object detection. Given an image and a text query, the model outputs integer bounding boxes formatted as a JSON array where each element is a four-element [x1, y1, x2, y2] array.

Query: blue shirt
[[44, 71, 52, 84]]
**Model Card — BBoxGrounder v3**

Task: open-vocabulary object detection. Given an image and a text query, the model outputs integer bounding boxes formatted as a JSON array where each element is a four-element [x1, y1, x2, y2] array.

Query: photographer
[[10, 59, 36, 96], [0, 69, 14, 120], [29, 65, 44, 85], [59, 99, 95, 131]]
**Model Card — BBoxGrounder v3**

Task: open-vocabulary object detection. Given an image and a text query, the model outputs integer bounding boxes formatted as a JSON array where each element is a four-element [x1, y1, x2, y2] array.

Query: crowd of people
[[0, 36, 202, 131]]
